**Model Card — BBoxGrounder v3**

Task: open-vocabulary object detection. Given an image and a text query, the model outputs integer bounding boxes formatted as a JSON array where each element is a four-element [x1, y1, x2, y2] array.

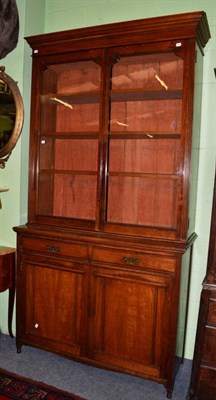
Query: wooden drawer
[[198, 367, 216, 400], [208, 298, 216, 324], [203, 326, 216, 364], [20, 236, 88, 260], [92, 246, 176, 272]]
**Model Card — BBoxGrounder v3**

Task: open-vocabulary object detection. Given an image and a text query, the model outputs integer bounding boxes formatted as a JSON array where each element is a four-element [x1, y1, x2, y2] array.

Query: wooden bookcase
[[14, 12, 210, 398]]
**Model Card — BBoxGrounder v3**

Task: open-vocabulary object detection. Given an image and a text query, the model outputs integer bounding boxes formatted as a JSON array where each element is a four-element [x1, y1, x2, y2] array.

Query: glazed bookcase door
[[29, 51, 103, 230], [102, 42, 186, 239]]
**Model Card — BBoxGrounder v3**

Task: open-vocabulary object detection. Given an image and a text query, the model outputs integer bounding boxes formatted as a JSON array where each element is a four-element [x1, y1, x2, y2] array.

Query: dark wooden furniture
[[187, 169, 216, 400], [0, 246, 16, 337], [13, 12, 210, 398]]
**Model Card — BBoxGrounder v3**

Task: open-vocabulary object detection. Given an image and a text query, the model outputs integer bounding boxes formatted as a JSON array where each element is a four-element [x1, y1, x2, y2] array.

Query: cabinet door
[[17, 253, 89, 356], [89, 265, 174, 379]]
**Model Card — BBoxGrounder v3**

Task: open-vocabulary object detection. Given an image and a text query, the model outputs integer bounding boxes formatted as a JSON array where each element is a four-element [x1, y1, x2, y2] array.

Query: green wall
[[0, 0, 215, 360], [0, 0, 45, 337]]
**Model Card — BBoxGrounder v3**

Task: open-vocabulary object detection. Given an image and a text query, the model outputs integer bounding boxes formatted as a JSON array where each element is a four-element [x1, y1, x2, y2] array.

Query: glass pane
[[109, 139, 181, 174], [38, 59, 101, 221], [111, 53, 183, 90], [110, 52, 183, 135], [110, 100, 181, 134], [107, 51, 183, 229], [53, 174, 97, 220], [40, 61, 101, 134], [107, 176, 178, 228]]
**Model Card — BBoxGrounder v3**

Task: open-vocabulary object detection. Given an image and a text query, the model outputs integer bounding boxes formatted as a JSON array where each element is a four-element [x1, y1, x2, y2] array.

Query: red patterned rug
[[0, 368, 86, 400]]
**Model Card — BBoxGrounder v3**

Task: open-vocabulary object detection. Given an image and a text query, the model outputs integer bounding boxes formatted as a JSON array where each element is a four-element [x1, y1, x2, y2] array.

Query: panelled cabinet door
[[89, 265, 174, 378], [17, 254, 89, 356]]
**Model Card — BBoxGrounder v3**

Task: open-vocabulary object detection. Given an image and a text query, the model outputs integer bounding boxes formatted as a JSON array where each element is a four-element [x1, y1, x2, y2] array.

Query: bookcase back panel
[[42, 60, 101, 94], [107, 176, 178, 228], [54, 139, 98, 171], [53, 174, 97, 220], [37, 173, 54, 215], [57, 61, 101, 94], [40, 59, 101, 134], [110, 100, 182, 134], [56, 103, 100, 133], [109, 139, 181, 174], [111, 53, 184, 90]]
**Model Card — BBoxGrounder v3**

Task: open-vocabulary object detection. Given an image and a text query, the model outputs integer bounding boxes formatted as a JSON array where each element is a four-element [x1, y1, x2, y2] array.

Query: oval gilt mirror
[[0, 66, 24, 168]]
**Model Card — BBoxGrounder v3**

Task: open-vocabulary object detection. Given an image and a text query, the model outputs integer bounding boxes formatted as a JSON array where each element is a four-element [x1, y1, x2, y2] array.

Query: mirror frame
[[0, 66, 24, 168]]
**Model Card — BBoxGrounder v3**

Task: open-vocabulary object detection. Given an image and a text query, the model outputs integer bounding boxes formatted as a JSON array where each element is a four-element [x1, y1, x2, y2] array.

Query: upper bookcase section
[[25, 11, 210, 56]]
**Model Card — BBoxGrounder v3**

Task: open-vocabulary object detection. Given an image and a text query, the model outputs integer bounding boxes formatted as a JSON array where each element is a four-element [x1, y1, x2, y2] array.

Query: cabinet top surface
[[25, 11, 210, 55], [0, 246, 16, 255], [13, 225, 197, 256]]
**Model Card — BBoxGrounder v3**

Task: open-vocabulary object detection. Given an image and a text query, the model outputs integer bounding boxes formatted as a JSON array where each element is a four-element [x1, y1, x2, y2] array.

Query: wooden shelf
[[110, 88, 182, 102], [108, 171, 180, 178], [41, 91, 100, 105], [41, 88, 182, 106], [40, 169, 97, 174], [109, 131, 181, 139], [40, 131, 180, 138], [40, 132, 99, 138]]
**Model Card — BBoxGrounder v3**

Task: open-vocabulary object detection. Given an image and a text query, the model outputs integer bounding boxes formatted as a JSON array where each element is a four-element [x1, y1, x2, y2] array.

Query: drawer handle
[[122, 257, 140, 264], [46, 245, 60, 252]]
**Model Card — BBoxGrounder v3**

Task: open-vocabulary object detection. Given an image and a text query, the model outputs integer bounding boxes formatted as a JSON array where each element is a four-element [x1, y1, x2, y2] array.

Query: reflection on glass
[[0, 79, 16, 149]]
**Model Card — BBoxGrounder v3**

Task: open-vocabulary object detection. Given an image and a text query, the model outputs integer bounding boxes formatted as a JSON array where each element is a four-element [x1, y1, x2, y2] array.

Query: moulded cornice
[[25, 11, 211, 56]]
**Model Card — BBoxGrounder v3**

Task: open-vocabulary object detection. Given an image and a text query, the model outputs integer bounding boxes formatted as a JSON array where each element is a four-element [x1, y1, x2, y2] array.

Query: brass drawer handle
[[122, 257, 140, 264], [46, 245, 60, 252]]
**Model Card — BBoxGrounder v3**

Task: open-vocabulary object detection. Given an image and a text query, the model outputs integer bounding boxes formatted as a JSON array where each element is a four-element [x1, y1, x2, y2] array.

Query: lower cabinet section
[[15, 229, 191, 398]]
